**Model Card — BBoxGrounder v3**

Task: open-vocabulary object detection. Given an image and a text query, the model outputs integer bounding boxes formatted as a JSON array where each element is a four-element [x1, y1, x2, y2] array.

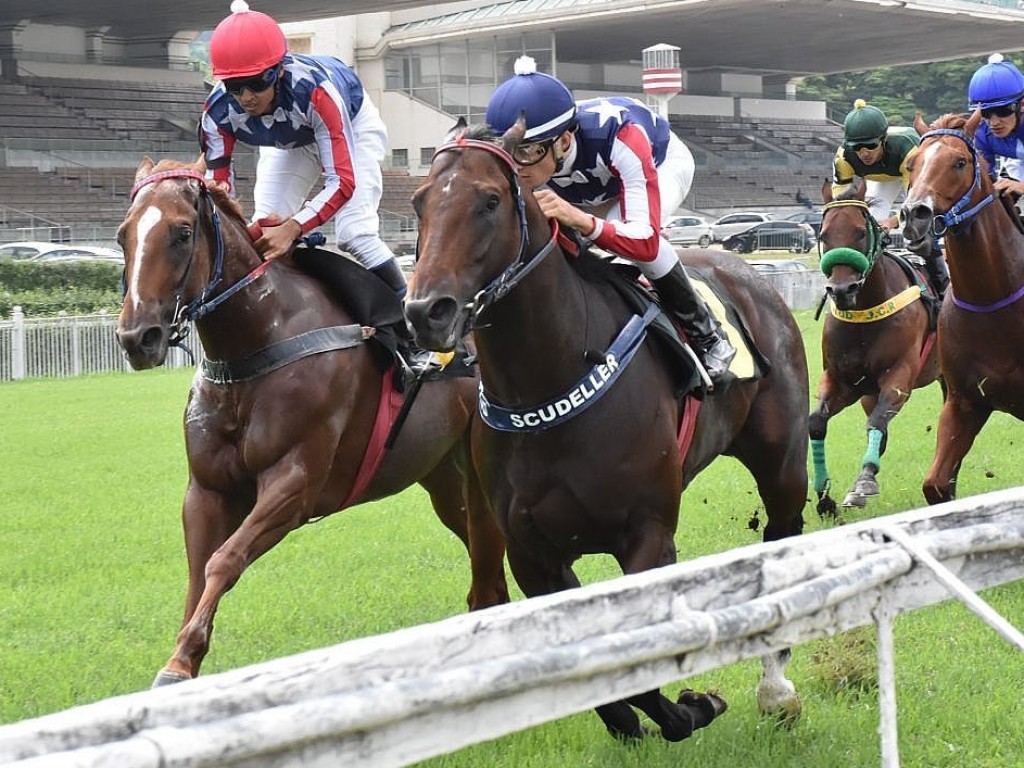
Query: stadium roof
[[3, 0, 1024, 76]]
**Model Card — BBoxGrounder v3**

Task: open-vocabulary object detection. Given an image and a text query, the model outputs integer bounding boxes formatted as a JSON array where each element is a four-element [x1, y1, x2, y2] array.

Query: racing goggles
[[513, 139, 556, 166], [849, 138, 882, 152], [981, 104, 1018, 120], [223, 66, 280, 96]]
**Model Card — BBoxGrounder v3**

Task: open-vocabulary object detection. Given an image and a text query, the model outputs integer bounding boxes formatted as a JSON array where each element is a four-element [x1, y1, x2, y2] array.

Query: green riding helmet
[[843, 99, 888, 148]]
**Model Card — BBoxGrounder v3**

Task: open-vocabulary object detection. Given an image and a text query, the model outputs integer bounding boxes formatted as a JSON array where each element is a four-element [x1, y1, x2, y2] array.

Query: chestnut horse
[[902, 112, 1024, 503], [404, 123, 808, 742], [116, 157, 508, 686], [811, 177, 942, 515]]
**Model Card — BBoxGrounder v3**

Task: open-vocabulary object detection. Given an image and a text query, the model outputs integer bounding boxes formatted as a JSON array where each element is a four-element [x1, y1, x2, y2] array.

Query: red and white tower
[[642, 43, 682, 117]]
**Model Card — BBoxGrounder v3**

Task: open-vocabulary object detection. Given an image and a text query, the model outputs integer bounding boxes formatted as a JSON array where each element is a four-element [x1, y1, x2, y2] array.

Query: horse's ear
[[500, 112, 527, 155], [444, 116, 468, 143], [852, 177, 866, 201], [965, 108, 983, 136], [135, 156, 155, 181], [820, 178, 832, 205], [913, 113, 929, 136], [195, 154, 207, 174]]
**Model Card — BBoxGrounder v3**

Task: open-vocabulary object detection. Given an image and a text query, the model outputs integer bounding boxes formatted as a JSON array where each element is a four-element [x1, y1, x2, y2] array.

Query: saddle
[[291, 245, 475, 386], [883, 249, 942, 330], [569, 250, 769, 398]]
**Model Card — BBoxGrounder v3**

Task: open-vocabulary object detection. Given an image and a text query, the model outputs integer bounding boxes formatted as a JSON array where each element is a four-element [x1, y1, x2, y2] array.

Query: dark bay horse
[[116, 157, 508, 686], [811, 177, 942, 515], [902, 111, 1024, 503], [404, 123, 809, 742]]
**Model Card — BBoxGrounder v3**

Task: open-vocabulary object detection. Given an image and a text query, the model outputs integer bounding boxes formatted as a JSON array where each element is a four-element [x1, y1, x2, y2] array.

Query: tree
[[798, 54, 1003, 126]]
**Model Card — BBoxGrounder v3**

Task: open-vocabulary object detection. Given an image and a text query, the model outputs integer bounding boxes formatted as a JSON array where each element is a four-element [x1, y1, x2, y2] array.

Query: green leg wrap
[[811, 438, 829, 494], [862, 428, 883, 470]]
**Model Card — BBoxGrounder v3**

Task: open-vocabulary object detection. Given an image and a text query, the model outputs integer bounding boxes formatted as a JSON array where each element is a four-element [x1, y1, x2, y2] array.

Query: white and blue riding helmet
[[968, 53, 1024, 110], [486, 56, 577, 141]]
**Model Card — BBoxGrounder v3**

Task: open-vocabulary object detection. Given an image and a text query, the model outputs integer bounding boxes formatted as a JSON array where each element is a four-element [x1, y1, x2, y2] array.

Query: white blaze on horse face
[[909, 141, 947, 209], [440, 171, 459, 196], [126, 204, 165, 310]]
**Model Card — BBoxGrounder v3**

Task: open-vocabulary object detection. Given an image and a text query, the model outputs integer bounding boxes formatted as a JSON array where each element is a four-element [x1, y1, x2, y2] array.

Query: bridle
[[916, 128, 995, 235], [819, 198, 885, 286], [428, 136, 559, 327], [128, 169, 272, 350]]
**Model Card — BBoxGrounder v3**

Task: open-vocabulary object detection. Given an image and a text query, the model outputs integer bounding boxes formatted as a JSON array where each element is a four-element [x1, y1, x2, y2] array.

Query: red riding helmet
[[209, 0, 287, 80]]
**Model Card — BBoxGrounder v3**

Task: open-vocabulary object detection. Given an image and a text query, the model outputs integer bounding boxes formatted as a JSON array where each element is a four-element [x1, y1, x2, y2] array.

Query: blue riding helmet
[[968, 53, 1024, 110], [486, 56, 577, 141]]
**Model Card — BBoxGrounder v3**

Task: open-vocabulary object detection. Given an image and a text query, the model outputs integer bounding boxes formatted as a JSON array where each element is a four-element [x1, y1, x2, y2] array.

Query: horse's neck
[[858, 257, 902, 305], [194, 230, 324, 361], [945, 204, 1024, 304], [474, 246, 596, 406]]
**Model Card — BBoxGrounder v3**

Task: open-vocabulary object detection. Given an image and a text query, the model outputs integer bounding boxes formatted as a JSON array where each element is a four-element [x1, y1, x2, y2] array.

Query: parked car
[[33, 246, 124, 264], [723, 221, 817, 253], [710, 211, 773, 242], [784, 210, 823, 236], [662, 214, 713, 247], [0, 241, 123, 263], [0, 241, 122, 262], [746, 259, 812, 274]]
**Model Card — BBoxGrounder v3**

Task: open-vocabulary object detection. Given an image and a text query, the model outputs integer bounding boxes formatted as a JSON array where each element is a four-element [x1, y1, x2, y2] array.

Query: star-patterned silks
[[223, 105, 252, 135], [583, 99, 629, 128]]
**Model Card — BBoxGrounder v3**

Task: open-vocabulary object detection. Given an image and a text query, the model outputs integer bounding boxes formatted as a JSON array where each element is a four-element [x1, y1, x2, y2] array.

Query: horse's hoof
[[152, 670, 191, 688], [842, 491, 867, 508], [816, 494, 838, 520], [677, 688, 728, 728], [853, 478, 880, 497]]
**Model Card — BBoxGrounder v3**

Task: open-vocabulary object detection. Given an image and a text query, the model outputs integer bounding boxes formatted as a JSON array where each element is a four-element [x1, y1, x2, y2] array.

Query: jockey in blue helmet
[[968, 53, 1024, 198], [485, 56, 735, 388]]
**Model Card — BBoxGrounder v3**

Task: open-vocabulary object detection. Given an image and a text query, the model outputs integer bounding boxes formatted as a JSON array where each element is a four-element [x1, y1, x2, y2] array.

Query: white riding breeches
[[252, 94, 395, 269]]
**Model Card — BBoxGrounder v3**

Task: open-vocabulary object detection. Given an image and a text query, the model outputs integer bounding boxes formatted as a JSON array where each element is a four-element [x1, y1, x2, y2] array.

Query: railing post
[[11, 305, 25, 380]]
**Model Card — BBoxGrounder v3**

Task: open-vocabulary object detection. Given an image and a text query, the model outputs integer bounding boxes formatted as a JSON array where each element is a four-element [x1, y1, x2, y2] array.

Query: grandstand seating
[[1, 74, 848, 245]]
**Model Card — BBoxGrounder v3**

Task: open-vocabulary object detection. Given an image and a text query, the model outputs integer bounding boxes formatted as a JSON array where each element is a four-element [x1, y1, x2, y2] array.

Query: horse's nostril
[[427, 297, 457, 323]]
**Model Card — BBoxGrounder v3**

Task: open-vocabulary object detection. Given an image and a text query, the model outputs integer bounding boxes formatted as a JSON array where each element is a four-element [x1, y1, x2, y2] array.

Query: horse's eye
[[484, 194, 500, 213], [956, 158, 968, 170], [177, 225, 193, 245]]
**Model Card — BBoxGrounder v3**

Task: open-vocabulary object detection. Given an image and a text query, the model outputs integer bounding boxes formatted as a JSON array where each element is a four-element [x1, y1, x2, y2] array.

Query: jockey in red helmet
[[485, 56, 735, 388], [201, 1, 407, 298], [968, 53, 1024, 200]]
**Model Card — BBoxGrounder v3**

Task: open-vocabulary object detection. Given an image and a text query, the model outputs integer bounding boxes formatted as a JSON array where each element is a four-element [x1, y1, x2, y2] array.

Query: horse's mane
[[929, 113, 970, 131], [460, 123, 498, 142], [144, 157, 248, 228]]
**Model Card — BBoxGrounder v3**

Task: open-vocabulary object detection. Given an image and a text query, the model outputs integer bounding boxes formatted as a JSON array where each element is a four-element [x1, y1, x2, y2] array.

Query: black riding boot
[[370, 258, 408, 299], [926, 249, 949, 299], [653, 263, 736, 386]]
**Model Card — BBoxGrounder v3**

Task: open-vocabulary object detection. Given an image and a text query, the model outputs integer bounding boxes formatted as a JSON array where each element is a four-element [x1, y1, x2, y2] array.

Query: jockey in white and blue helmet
[[968, 53, 1024, 199], [200, 0, 407, 296], [485, 56, 735, 387]]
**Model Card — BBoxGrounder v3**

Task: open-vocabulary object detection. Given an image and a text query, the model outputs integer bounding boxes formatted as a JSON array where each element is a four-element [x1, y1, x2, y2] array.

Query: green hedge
[[0, 260, 123, 318]]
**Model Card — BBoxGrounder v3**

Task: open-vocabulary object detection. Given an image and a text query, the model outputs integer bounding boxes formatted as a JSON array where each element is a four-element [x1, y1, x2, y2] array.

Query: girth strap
[[202, 324, 371, 384]]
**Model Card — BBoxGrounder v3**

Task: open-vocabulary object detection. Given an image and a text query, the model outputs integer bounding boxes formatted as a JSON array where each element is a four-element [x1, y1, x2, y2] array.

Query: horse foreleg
[[756, 649, 801, 723], [155, 469, 314, 685], [153, 482, 243, 686], [810, 373, 857, 520], [923, 395, 990, 504]]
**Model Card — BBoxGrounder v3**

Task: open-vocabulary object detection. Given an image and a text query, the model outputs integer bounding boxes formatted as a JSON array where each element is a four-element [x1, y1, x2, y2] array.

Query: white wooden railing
[[1, 488, 1022, 767], [0, 307, 198, 381]]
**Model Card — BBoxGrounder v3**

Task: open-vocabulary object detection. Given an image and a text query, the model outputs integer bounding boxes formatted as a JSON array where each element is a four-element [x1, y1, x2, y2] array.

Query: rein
[[129, 169, 271, 351]]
